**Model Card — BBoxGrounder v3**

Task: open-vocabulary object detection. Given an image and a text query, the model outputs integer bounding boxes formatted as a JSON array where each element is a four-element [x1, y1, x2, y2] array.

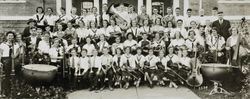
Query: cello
[[186, 48, 203, 87]]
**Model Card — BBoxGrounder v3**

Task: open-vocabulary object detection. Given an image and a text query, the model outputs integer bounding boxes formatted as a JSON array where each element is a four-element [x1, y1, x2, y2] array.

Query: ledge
[[0, 15, 249, 21], [218, 0, 250, 4], [0, 0, 26, 3]]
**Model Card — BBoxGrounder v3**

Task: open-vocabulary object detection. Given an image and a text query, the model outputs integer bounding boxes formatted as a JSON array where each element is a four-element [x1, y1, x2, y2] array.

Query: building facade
[[0, 0, 249, 32]]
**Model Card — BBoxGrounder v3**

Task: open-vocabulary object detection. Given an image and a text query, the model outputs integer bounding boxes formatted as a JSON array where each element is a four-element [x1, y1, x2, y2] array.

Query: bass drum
[[23, 64, 58, 82], [201, 63, 237, 80]]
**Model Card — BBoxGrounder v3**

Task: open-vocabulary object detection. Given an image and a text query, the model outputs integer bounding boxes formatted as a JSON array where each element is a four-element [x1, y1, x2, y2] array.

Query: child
[[68, 48, 80, 90], [88, 49, 102, 92], [138, 33, 151, 55], [111, 36, 124, 55], [97, 35, 110, 55], [76, 48, 90, 89], [112, 48, 123, 87], [144, 48, 160, 88], [99, 47, 114, 91], [82, 37, 96, 57]]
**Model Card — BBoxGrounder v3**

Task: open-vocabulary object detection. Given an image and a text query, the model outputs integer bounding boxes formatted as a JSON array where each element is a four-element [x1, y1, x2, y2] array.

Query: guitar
[[186, 48, 203, 87]]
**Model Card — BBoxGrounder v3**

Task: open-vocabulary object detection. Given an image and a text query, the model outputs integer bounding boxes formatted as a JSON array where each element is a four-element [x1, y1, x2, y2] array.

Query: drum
[[23, 64, 58, 82], [201, 63, 238, 80]]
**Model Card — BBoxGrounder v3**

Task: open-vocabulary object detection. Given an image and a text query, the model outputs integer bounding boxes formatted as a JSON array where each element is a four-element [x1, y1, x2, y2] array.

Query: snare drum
[[23, 64, 58, 82]]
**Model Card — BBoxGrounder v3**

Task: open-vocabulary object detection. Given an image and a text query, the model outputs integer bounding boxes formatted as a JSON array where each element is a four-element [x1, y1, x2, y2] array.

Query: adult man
[[212, 11, 231, 40]]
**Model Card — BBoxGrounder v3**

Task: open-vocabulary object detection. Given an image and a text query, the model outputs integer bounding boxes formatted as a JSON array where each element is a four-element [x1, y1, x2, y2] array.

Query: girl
[[111, 36, 124, 55], [165, 46, 179, 88], [169, 31, 185, 48], [120, 47, 137, 89], [44, 7, 57, 31], [151, 33, 165, 55], [123, 33, 138, 53], [185, 30, 199, 57], [225, 27, 239, 64], [127, 20, 141, 41], [151, 18, 165, 33], [37, 32, 51, 54], [138, 33, 151, 55], [107, 19, 122, 44], [68, 7, 80, 24], [96, 20, 111, 38], [139, 19, 151, 37], [49, 38, 63, 67], [82, 37, 96, 56], [66, 38, 81, 53], [64, 22, 76, 45], [99, 47, 114, 91], [133, 48, 146, 87], [179, 46, 192, 79], [112, 48, 123, 88], [206, 28, 225, 63], [164, 21, 176, 38], [76, 20, 89, 46], [32, 7, 45, 29], [97, 34, 110, 55], [144, 48, 160, 88], [87, 21, 98, 42]]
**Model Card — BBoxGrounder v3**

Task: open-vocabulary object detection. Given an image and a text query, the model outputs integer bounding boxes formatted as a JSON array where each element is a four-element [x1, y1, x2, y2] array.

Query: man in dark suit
[[212, 11, 231, 40]]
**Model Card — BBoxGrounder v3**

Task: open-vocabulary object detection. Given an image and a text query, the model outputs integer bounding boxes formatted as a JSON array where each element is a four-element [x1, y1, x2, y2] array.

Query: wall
[[0, 0, 56, 16]]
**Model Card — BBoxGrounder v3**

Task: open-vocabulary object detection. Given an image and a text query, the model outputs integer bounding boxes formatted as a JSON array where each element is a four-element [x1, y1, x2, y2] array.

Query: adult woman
[[32, 7, 45, 30], [151, 18, 165, 33]]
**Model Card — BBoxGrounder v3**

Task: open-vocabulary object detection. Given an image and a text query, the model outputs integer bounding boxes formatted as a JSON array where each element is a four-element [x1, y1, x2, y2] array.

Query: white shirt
[[169, 39, 185, 47], [165, 54, 179, 65], [79, 56, 90, 70], [123, 40, 138, 48], [107, 25, 122, 34], [139, 26, 151, 34], [100, 54, 113, 66], [185, 38, 198, 51], [121, 54, 136, 69], [82, 44, 95, 56], [76, 28, 90, 40], [127, 27, 140, 37], [96, 27, 111, 37], [180, 56, 191, 68], [66, 44, 81, 53], [49, 47, 63, 62], [206, 35, 225, 51], [145, 55, 159, 68], [32, 13, 45, 25], [38, 40, 51, 54], [0, 42, 20, 57], [44, 14, 58, 26], [134, 54, 146, 66], [174, 28, 188, 39], [90, 56, 102, 68], [69, 56, 80, 68], [227, 35, 238, 47], [97, 41, 109, 52], [164, 28, 175, 38], [111, 43, 124, 55]]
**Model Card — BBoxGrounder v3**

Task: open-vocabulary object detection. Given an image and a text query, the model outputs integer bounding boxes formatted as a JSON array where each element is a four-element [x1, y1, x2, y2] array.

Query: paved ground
[[67, 86, 200, 99]]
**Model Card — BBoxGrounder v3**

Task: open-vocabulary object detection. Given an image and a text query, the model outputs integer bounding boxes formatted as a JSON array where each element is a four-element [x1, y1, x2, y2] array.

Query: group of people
[[0, 3, 250, 96]]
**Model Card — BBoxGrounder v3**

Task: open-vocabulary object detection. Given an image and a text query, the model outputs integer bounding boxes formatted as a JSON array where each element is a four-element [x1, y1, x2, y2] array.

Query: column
[[94, 0, 100, 13], [199, 0, 203, 10], [146, 0, 152, 16], [103, 0, 108, 4], [173, 0, 180, 16], [138, 0, 143, 14], [183, 0, 189, 17], [66, 0, 72, 15], [56, 0, 62, 15]]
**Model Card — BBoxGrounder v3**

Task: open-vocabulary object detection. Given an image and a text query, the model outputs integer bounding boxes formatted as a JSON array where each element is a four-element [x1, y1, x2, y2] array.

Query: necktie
[[127, 56, 130, 66], [72, 57, 75, 68], [118, 57, 121, 67], [9, 45, 12, 58]]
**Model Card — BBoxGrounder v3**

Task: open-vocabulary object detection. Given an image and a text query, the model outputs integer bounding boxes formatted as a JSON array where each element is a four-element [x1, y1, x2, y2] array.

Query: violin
[[186, 48, 203, 87]]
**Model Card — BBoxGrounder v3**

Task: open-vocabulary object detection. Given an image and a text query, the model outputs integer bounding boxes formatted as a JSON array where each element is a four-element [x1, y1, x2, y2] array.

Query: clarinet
[[11, 40, 15, 75]]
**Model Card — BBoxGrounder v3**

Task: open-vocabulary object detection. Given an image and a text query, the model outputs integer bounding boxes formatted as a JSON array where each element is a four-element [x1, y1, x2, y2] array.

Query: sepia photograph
[[0, 0, 249, 99]]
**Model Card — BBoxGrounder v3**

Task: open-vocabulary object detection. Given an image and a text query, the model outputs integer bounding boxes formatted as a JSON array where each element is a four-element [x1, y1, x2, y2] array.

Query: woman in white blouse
[[151, 18, 165, 33], [32, 7, 45, 29], [76, 20, 89, 44], [169, 30, 185, 48]]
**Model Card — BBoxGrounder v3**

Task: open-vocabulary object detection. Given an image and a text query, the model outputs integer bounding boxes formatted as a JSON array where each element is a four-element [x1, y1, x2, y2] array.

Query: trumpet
[[74, 61, 81, 76]]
